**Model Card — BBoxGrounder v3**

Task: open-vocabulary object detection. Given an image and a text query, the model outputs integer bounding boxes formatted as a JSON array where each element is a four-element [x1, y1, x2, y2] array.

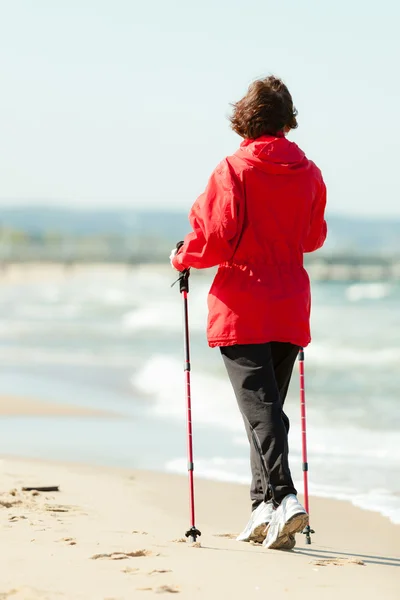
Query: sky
[[0, 0, 399, 217]]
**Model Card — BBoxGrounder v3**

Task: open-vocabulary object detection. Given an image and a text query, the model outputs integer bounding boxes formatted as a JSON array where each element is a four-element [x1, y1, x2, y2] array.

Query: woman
[[170, 76, 327, 550]]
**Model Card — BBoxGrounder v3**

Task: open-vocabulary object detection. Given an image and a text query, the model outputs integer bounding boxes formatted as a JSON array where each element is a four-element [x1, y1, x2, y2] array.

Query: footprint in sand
[[0, 489, 43, 510], [0, 495, 23, 509], [91, 550, 156, 560], [136, 586, 180, 594], [311, 557, 365, 567], [44, 503, 81, 514], [57, 537, 77, 546], [171, 538, 201, 548], [213, 533, 237, 539], [122, 567, 141, 574]]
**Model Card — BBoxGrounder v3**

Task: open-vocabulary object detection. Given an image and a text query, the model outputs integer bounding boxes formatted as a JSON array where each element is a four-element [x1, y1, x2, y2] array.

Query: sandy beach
[[0, 454, 398, 600]]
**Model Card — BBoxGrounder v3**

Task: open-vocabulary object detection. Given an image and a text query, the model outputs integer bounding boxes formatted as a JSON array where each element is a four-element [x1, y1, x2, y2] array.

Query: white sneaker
[[263, 494, 308, 550], [236, 501, 274, 543]]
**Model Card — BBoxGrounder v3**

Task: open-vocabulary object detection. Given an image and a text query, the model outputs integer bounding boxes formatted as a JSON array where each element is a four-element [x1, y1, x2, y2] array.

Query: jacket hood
[[234, 135, 310, 175]]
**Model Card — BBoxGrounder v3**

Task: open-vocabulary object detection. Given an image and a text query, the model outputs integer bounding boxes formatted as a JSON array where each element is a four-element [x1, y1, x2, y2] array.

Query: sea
[[0, 265, 399, 524]]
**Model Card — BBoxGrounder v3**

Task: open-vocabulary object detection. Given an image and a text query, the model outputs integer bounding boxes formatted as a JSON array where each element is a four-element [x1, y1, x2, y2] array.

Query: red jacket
[[172, 135, 327, 348]]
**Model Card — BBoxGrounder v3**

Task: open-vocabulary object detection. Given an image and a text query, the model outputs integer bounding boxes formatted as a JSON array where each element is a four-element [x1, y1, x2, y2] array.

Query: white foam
[[166, 457, 250, 485], [121, 280, 208, 333], [40, 285, 62, 303], [14, 304, 81, 320], [122, 304, 181, 332], [131, 354, 243, 432], [349, 490, 400, 525], [346, 282, 393, 302], [102, 289, 130, 305]]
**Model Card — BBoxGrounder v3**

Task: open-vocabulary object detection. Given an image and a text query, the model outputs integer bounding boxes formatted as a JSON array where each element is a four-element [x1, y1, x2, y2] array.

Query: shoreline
[[1, 452, 399, 528], [2, 444, 399, 527], [0, 394, 398, 527], [1, 455, 399, 599]]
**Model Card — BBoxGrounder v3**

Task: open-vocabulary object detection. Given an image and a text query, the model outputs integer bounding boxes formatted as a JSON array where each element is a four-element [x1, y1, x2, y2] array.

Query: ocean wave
[[122, 304, 183, 332], [121, 281, 209, 333], [233, 426, 400, 463], [131, 354, 244, 432], [305, 342, 400, 367], [121, 305, 206, 332], [132, 354, 400, 500], [13, 304, 82, 320], [133, 354, 400, 447]]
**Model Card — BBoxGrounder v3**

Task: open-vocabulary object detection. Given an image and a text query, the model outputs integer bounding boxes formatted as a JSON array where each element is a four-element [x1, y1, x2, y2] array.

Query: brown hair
[[229, 76, 298, 139]]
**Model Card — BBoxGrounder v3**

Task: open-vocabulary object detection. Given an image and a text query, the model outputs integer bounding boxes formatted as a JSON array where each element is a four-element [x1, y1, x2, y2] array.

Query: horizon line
[[0, 202, 399, 221]]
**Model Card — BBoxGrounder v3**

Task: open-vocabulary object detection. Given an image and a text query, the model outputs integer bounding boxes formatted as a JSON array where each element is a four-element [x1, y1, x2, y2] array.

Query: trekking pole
[[298, 348, 315, 545], [172, 243, 201, 544]]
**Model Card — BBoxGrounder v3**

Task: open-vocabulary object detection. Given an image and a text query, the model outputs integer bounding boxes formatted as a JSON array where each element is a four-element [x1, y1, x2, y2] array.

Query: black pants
[[221, 342, 299, 510]]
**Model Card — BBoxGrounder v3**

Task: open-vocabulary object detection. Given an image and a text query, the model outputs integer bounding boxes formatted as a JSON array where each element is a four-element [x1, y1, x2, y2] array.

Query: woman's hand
[[169, 247, 178, 268]]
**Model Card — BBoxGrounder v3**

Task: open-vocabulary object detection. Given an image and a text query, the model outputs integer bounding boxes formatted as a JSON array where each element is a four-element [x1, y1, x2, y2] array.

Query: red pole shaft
[[298, 349, 310, 515], [185, 368, 195, 528], [182, 290, 196, 529]]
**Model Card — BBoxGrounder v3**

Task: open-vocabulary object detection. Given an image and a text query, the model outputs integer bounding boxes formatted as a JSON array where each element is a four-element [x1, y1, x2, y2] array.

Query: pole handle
[[171, 241, 190, 293], [179, 270, 190, 293]]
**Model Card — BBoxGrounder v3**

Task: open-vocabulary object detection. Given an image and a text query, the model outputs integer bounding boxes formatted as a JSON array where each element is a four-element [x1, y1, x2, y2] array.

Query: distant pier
[[305, 254, 400, 281], [0, 238, 399, 281]]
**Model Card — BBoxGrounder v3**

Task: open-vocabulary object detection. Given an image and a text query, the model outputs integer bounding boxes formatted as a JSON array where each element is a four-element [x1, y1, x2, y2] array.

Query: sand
[[0, 457, 398, 600], [0, 395, 115, 417]]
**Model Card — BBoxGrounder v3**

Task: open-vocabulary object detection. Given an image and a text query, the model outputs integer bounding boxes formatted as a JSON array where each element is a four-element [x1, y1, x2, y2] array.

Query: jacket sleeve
[[172, 160, 244, 271], [303, 177, 327, 253]]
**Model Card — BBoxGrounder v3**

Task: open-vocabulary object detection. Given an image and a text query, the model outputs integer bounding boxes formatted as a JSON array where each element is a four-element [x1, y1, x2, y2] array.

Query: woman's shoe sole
[[266, 513, 308, 550], [248, 523, 269, 543]]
